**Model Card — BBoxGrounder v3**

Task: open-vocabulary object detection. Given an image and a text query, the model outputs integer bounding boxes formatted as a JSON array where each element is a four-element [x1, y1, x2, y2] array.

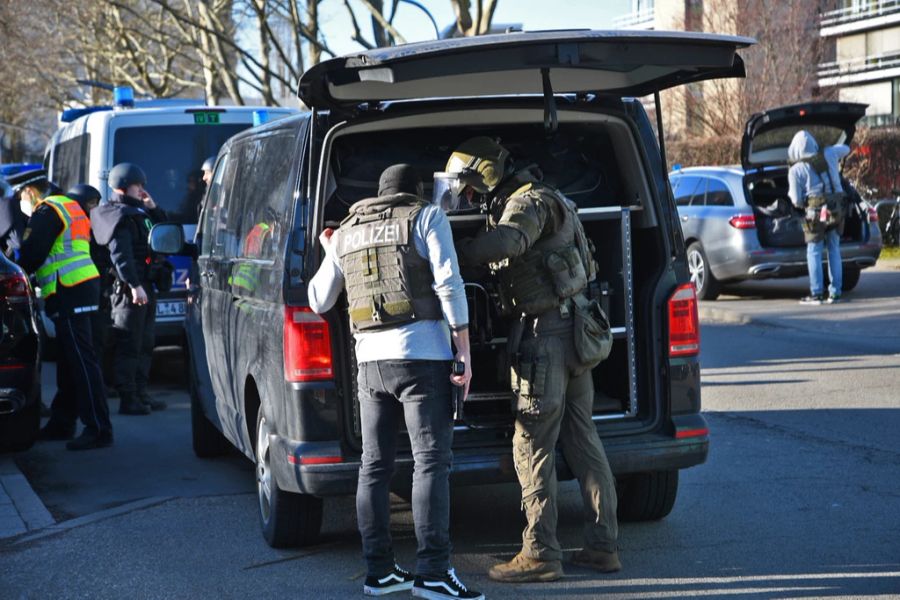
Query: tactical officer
[[67, 184, 113, 361], [447, 137, 620, 582], [308, 165, 483, 600], [91, 163, 167, 415], [200, 156, 216, 188], [10, 169, 112, 450]]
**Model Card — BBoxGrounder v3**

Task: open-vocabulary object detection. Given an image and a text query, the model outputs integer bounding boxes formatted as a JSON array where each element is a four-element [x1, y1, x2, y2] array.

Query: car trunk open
[[310, 103, 669, 451], [741, 102, 869, 248]]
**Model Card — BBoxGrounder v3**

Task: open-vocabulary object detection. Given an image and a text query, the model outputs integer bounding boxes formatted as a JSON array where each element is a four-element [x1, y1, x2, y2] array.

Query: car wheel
[[190, 372, 230, 458], [840, 265, 860, 292], [687, 243, 720, 301], [256, 412, 323, 548], [0, 398, 40, 452], [616, 470, 678, 522]]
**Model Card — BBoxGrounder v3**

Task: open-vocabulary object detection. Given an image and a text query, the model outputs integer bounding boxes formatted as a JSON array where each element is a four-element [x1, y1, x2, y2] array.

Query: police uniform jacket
[[91, 193, 166, 290]]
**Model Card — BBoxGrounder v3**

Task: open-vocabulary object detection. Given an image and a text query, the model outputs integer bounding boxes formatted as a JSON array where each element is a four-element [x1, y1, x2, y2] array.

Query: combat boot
[[570, 548, 622, 573], [66, 429, 113, 451], [119, 392, 151, 415], [138, 390, 167, 411], [488, 552, 563, 583]]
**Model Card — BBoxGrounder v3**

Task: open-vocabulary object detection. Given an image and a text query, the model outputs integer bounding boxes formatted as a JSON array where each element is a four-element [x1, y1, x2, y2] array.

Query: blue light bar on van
[[253, 110, 269, 127], [59, 106, 112, 123], [114, 86, 135, 108]]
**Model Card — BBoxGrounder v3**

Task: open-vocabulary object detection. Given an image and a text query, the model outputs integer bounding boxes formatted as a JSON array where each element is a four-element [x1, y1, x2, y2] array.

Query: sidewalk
[[0, 457, 54, 539]]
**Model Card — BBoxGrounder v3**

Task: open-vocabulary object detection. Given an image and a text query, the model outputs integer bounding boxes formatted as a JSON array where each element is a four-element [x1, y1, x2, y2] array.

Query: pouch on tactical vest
[[801, 153, 847, 233], [572, 295, 613, 373], [336, 194, 442, 332]]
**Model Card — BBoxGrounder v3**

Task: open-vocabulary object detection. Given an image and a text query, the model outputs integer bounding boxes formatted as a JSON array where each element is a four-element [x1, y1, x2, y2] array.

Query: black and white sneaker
[[412, 568, 484, 600], [799, 294, 825, 305], [363, 564, 415, 596]]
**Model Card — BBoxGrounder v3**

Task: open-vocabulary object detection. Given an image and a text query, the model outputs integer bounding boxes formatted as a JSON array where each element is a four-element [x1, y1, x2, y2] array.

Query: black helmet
[[108, 162, 146, 190], [66, 184, 102, 211], [201, 156, 216, 172]]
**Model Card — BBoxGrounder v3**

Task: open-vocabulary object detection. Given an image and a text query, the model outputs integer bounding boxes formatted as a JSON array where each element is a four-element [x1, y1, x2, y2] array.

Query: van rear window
[[113, 124, 246, 224]]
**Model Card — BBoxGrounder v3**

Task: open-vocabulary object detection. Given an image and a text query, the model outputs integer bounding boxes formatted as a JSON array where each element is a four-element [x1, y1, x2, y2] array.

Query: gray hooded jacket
[[787, 130, 850, 208]]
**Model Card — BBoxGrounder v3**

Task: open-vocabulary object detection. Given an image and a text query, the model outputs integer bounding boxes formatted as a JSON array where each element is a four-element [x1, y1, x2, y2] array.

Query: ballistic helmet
[[66, 184, 102, 212], [201, 155, 216, 173], [108, 162, 146, 190], [433, 137, 510, 212]]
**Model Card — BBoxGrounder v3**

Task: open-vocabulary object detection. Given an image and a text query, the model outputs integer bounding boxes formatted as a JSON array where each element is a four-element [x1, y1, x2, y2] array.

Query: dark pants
[[49, 312, 111, 435], [111, 286, 156, 394], [356, 360, 454, 578]]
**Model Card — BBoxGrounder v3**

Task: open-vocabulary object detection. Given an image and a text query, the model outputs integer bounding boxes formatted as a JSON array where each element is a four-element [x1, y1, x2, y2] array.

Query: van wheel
[[616, 470, 678, 522], [256, 413, 323, 548], [190, 379, 230, 458], [687, 243, 720, 300]]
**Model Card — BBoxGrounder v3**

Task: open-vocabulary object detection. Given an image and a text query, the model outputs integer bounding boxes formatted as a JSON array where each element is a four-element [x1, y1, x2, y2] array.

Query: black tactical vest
[[495, 183, 590, 316], [336, 194, 442, 332]]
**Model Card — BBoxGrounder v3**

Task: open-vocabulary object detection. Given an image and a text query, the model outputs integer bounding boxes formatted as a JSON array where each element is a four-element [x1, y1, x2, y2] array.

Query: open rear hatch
[[299, 29, 753, 110], [742, 102, 868, 247]]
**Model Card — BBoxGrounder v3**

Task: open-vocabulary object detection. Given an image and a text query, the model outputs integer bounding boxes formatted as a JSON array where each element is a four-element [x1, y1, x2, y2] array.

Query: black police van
[[153, 30, 753, 547]]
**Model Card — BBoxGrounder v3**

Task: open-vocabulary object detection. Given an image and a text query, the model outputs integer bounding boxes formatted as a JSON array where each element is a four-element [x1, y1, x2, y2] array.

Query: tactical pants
[[511, 308, 618, 561], [49, 312, 112, 435], [111, 285, 156, 394]]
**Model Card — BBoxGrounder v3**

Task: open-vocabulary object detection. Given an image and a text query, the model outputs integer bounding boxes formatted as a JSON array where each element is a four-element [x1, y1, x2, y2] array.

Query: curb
[[0, 457, 55, 539]]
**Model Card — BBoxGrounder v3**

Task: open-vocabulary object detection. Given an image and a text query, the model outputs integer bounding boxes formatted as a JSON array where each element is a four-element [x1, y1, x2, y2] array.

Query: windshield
[[749, 125, 846, 167], [113, 123, 246, 224]]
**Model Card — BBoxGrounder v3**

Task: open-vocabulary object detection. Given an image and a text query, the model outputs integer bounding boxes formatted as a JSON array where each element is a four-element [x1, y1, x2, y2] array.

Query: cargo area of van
[[312, 105, 670, 452]]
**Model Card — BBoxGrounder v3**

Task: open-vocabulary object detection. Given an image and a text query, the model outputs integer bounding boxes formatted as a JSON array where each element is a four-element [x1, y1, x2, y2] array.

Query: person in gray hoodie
[[787, 130, 850, 305]]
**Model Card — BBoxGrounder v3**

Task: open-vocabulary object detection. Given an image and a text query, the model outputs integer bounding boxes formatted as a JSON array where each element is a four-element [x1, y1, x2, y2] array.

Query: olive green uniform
[[458, 172, 618, 561]]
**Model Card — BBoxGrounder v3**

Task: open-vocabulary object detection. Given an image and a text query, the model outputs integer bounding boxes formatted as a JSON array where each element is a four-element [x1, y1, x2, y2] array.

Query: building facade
[[819, 0, 900, 126]]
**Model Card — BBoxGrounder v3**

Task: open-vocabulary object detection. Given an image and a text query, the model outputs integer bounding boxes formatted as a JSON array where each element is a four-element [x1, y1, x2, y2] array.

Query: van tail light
[[284, 307, 333, 382], [868, 207, 879, 223], [728, 214, 756, 229], [668, 283, 700, 357], [0, 272, 31, 303]]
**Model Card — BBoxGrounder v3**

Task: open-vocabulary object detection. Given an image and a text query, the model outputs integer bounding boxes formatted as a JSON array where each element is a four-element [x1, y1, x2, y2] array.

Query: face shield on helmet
[[432, 171, 482, 213]]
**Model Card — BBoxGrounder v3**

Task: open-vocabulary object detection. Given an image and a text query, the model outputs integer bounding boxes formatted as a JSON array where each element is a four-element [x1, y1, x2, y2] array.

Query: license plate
[[156, 301, 186, 317]]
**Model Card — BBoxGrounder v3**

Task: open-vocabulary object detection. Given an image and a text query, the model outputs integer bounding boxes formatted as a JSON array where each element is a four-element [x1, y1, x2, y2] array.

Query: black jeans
[[111, 286, 156, 394], [356, 360, 454, 578], [50, 312, 111, 435]]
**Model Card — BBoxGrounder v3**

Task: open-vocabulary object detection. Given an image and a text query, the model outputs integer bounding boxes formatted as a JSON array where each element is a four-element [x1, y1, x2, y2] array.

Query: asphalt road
[[1, 266, 899, 598]]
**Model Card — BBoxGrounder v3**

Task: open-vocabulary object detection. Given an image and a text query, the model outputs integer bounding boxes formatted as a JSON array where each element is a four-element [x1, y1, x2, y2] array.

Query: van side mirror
[[150, 223, 195, 258]]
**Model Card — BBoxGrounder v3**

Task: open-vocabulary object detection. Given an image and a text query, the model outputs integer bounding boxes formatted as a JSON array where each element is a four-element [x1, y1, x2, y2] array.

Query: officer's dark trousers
[[111, 287, 156, 394], [512, 308, 618, 561], [49, 312, 112, 435], [356, 360, 454, 579]]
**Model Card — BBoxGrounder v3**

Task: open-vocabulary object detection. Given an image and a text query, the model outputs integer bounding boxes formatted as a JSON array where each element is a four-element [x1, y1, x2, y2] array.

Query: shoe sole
[[363, 581, 414, 596], [571, 559, 621, 573], [487, 569, 562, 583], [412, 588, 485, 600]]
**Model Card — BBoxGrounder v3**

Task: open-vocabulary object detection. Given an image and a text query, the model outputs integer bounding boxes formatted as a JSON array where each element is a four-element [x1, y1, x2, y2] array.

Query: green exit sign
[[193, 112, 221, 125]]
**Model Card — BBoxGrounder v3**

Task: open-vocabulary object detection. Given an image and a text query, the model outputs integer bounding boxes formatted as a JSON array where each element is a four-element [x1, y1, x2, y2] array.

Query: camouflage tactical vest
[[495, 183, 592, 316], [336, 194, 442, 332]]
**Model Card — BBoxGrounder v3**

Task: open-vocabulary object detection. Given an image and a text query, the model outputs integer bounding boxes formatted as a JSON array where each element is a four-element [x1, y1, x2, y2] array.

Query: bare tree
[[450, 0, 499, 36], [664, 0, 834, 140]]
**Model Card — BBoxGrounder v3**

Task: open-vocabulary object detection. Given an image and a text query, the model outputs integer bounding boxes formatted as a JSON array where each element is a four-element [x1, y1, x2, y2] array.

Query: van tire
[[189, 365, 230, 458], [616, 470, 678, 522], [687, 243, 720, 300], [256, 412, 323, 548]]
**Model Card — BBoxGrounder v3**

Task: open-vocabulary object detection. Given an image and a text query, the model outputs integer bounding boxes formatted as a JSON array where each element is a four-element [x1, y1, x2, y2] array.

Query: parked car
[[0, 253, 41, 452], [670, 102, 882, 300], [152, 30, 753, 547]]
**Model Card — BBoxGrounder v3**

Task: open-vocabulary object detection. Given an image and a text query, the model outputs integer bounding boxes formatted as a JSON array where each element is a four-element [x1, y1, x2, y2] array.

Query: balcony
[[818, 49, 900, 86], [613, 7, 655, 30], [820, 0, 900, 36]]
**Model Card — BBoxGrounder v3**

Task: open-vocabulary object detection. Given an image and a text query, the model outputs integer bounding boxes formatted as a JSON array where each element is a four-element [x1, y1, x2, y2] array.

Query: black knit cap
[[6, 168, 49, 193], [378, 164, 423, 198]]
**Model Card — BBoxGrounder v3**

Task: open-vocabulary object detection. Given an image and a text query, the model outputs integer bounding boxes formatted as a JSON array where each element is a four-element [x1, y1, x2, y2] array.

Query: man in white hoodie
[[787, 130, 850, 305]]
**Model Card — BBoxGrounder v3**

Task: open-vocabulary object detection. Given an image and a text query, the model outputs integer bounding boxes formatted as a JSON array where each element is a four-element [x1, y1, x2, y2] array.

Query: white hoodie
[[787, 130, 850, 208]]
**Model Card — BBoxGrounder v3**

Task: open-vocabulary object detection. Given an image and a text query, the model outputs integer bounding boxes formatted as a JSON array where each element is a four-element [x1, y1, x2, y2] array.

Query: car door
[[673, 175, 704, 241]]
